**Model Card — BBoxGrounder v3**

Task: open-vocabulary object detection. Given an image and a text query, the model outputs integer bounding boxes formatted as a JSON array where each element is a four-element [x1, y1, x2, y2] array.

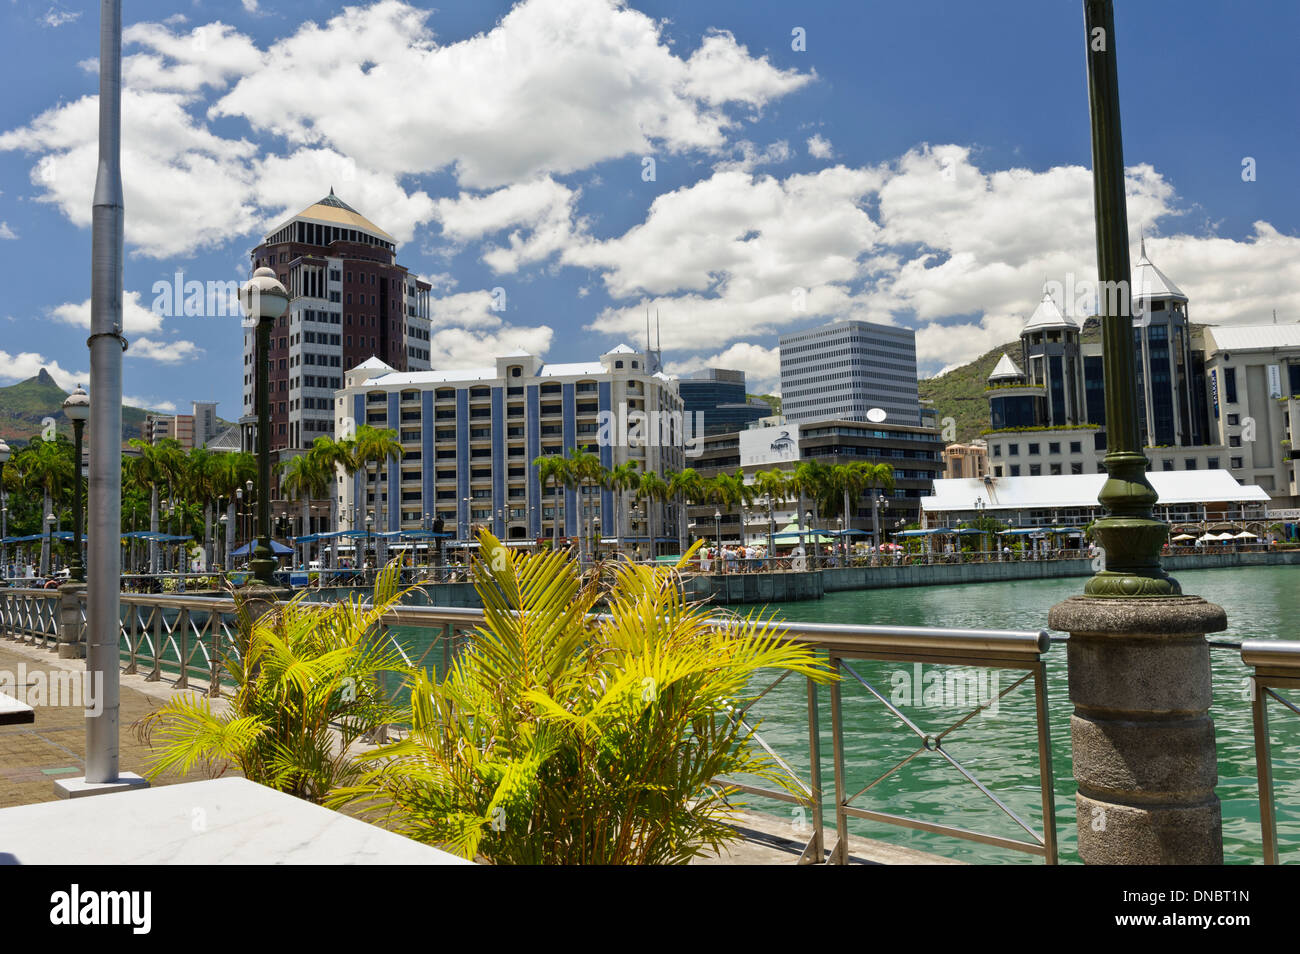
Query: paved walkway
[[0, 639, 203, 808]]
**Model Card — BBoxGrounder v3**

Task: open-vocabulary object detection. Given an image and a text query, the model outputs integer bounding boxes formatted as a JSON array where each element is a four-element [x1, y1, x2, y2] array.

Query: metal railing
[[1241, 639, 1300, 865], [8, 585, 1298, 865]]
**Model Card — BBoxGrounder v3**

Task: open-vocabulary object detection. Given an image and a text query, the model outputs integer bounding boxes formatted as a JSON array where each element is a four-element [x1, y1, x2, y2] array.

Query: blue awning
[[230, 539, 293, 556]]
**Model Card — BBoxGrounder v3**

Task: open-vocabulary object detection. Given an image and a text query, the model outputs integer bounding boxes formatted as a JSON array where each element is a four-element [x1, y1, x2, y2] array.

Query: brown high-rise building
[[241, 190, 432, 453]]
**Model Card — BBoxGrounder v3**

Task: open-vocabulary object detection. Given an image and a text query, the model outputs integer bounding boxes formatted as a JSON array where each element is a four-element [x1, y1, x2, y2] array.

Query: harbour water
[[732, 566, 1299, 865]]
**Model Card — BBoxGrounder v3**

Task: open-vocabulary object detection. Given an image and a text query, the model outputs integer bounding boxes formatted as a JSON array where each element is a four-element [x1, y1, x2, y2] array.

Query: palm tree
[[282, 451, 331, 569], [705, 470, 753, 552], [308, 436, 356, 568], [20, 438, 73, 576], [353, 425, 403, 567], [208, 450, 256, 569], [533, 454, 569, 550], [636, 471, 670, 561], [789, 460, 829, 559], [565, 446, 604, 563], [603, 461, 641, 556], [751, 468, 791, 566], [863, 462, 896, 560], [665, 468, 704, 555], [125, 439, 169, 572]]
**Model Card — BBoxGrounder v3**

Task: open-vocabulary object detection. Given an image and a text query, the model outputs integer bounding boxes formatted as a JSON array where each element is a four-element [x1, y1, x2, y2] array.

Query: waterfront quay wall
[[685, 549, 1300, 604], [314, 550, 1299, 607]]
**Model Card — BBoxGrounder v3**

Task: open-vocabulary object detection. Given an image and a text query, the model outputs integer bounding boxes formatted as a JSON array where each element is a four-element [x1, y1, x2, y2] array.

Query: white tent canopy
[[924, 470, 1269, 517]]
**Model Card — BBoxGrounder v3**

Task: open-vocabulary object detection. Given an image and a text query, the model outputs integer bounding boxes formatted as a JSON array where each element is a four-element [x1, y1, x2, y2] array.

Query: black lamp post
[[63, 387, 90, 582], [0, 438, 9, 577], [45, 512, 57, 577], [365, 513, 374, 570], [1081, 0, 1176, 597], [805, 508, 818, 569], [240, 268, 289, 585]]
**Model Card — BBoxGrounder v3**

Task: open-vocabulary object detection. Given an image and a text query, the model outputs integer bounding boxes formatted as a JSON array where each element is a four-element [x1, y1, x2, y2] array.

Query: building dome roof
[[988, 352, 1024, 383], [1022, 291, 1079, 333], [267, 188, 395, 244]]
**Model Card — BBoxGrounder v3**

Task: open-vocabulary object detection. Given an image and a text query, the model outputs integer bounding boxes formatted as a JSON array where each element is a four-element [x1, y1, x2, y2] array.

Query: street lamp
[[974, 496, 987, 558], [45, 512, 57, 578], [805, 508, 818, 569], [365, 513, 374, 570], [63, 385, 90, 582], [870, 493, 890, 566], [1080, 0, 1175, 598], [218, 513, 228, 571], [237, 274, 286, 581], [0, 438, 9, 578], [837, 516, 844, 565], [765, 494, 776, 571]]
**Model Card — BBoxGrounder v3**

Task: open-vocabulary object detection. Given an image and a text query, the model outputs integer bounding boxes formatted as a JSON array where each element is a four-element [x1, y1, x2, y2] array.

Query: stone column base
[[1049, 595, 1227, 865], [57, 581, 86, 659]]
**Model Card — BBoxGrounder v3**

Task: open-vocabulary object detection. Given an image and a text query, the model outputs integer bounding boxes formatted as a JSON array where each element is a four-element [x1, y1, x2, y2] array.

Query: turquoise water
[[730, 566, 1300, 865]]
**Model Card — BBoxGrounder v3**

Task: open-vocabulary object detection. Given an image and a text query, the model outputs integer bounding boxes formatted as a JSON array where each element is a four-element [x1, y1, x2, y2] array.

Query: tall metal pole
[[85, 0, 125, 783], [1082, 0, 1177, 598]]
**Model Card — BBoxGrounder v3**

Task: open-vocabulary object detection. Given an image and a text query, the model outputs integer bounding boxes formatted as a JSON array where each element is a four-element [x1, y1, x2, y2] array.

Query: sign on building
[[1268, 364, 1282, 399], [739, 423, 801, 467]]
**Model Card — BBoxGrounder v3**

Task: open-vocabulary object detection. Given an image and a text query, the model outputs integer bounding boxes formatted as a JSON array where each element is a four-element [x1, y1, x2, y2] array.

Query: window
[[1229, 435, 1242, 448], [1029, 464, 1041, 476], [1049, 463, 1061, 476], [1230, 457, 1243, 469], [1162, 460, 1174, 471], [1008, 443, 1019, 456], [1070, 462, 1083, 475], [1227, 413, 1239, 426], [1070, 441, 1082, 454], [991, 444, 1000, 457], [1207, 457, 1219, 470], [1224, 367, 1238, 403], [1028, 443, 1040, 455], [1094, 432, 1107, 451], [1183, 458, 1197, 470], [1048, 442, 1060, 455]]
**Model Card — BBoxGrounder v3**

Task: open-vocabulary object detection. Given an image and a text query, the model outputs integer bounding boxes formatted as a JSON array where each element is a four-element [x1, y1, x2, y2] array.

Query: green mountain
[[0, 369, 148, 446], [919, 342, 1019, 444]]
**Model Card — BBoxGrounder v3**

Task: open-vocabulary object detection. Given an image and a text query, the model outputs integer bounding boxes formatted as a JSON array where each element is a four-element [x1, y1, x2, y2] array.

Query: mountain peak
[[35, 368, 56, 386]]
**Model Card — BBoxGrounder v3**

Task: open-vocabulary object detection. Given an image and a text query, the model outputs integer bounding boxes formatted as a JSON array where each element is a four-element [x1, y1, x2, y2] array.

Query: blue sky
[[1, 0, 1297, 417]]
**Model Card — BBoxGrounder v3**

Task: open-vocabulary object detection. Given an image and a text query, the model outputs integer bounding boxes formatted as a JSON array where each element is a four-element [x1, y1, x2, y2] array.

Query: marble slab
[[0, 777, 472, 865], [0, 691, 34, 725]]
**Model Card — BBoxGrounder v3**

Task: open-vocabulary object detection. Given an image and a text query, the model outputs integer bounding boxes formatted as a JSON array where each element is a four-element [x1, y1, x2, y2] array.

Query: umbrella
[[1196, 533, 1217, 542], [1234, 531, 1258, 539], [1171, 533, 1195, 541], [230, 539, 293, 556]]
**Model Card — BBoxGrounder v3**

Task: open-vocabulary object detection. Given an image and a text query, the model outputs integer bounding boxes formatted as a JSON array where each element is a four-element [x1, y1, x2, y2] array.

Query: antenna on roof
[[645, 308, 651, 354], [1140, 230, 1146, 259]]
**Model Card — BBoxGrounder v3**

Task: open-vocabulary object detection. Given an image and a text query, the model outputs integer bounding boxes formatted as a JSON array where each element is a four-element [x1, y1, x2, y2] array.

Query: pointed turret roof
[[988, 353, 1024, 383], [1023, 291, 1079, 333], [1132, 239, 1188, 302]]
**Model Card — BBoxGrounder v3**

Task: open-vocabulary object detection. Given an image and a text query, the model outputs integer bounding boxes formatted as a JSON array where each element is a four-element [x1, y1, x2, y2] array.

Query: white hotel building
[[335, 346, 686, 543]]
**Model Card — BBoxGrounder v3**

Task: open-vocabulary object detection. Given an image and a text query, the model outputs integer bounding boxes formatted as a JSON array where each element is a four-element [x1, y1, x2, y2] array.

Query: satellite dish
[[866, 407, 887, 423]]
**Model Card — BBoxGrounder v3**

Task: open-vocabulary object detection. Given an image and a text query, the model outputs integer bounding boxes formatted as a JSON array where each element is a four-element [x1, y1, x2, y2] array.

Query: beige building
[[943, 440, 989, 479]]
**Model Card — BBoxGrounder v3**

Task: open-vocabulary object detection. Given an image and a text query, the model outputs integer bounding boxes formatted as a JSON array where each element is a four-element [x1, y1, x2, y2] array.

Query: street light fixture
[[974, 496, 987, 557], [0, 438, 9, 578], [63, 386, 90, 582], [365, 513, 374, 570], [805, 508, 818, 569], [45, 512, 57, 578], [870, 493, 890, 566], [237, 273, 287, 583]]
